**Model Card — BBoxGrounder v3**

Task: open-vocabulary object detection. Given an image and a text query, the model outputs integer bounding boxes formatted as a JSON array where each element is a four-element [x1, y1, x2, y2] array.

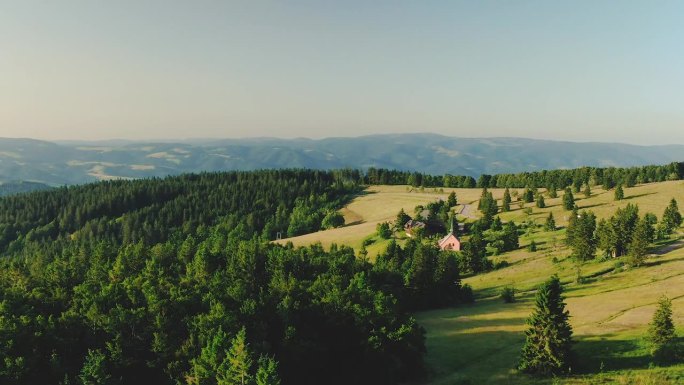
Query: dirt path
[[457, 203, 477, 219]]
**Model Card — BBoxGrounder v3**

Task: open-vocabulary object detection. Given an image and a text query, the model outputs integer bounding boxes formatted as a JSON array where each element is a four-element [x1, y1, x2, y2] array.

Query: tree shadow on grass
[[624, 191, 658, 200], [569, 335, 684, 374]]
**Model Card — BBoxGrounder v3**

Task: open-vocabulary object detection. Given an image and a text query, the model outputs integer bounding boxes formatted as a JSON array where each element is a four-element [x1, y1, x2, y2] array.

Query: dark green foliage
[[518, 276, 573, 376], [627, 217, 654, 266], [447, 192, 457, 208], [502, 188, 512, 212], [562, 188, 575, 210], [255, 356, 280, 385], [570, 211, 597, 262], [583, 184, 591, 198], [544, 212, 556, 231], [660, 198, 682, 236], [461, 226, 491, 274], [376, 222, 392, 239], [535, 194, 545, 209], [548, 185, 557, 198], [0, 170, 428, 385], [523, 188, 535, 203], [648, 296, 678, 362], [528, 240, 537, 252], [500, 286, 516, 303], [79, 350, 112, 385], [596, 203, 642, 258], [321, 211, 345, 229], [614, 184, 624, 201], [394, 209, 411, 232]]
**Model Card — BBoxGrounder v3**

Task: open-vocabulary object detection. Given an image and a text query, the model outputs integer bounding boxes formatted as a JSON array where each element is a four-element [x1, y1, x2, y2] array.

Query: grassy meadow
[[280, 181, 684, 384]]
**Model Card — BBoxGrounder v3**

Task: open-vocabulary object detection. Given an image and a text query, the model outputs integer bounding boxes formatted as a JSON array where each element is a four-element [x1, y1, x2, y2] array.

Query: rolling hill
[[2, 134, 684, 185], [280, 180, 684, 384]]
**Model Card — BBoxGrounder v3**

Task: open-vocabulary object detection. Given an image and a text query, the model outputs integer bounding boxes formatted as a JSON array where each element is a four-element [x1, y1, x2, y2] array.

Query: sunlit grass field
[[278, 180, 684, 384]]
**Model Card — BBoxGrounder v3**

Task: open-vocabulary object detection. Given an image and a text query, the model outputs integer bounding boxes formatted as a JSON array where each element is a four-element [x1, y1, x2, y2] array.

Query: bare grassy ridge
[[280, 181, 684, 384]]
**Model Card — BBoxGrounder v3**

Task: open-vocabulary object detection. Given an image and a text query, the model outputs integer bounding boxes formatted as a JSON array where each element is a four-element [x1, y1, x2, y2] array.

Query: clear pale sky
[[1, 1, 683, 144]]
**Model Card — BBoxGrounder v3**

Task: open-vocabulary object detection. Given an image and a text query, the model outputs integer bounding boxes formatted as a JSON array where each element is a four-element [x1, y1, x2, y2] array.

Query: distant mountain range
[[1, 134, 683, 188]]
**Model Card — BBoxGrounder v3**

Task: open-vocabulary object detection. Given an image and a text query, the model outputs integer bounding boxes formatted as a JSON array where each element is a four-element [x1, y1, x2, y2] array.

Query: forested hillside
[[0, 170, 469, 385]]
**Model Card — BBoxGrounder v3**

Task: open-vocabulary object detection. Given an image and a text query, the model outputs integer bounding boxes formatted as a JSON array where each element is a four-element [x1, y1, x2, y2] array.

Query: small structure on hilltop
[[404, 219, 426, 237], [438, 217, 461, 251]]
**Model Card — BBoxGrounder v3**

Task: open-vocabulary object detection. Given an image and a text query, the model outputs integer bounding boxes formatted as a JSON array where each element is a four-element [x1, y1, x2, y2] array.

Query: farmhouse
[[404, 219, 426, 237], [438, 218, 461, 251]]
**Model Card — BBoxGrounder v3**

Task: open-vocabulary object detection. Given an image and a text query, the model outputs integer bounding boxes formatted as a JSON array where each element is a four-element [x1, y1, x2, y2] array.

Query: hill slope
[[2, 134, 684, 185], [283, 180, 684, 384]]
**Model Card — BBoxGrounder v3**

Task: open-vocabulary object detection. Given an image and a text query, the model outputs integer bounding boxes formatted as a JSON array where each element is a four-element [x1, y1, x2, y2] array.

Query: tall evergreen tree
[[502, 188, 512, 212], [518, 276, 573, 375], [447, 191, 457, 208], [661, 198, 683, 235], [583, 184, 591, 198], [548, 185, 558, 198], [535, 194, 546, 209], [562, 188, 575, 210], [627, 217, 652, 266], [614, 184, 624, 201], [570, 211, 597, 262], [648, 296, 677, 361], [219, 328, 253, 385], [544, 212, 556, 231]]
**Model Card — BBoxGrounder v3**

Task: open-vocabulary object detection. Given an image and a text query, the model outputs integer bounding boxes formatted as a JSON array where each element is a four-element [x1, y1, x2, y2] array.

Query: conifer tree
[[627, 217, 652, 266], [518, 276, 573, 375], [447, 191, 457, 208], [544, 212, 556, 231], [661, 198, 683, 235], [394, 208, 411, 232], [583, 184, 591, 198], [218, 327, 253, 385], [535, 194, 546, 209], [570, 211, 597, 262], [548, 185, 558, 198], [502, 188, 512, 212], [648, 295, 677, 361], [255, 356, 281, 385], [614, 184, 624, 201], [562, 188, 575, 210]]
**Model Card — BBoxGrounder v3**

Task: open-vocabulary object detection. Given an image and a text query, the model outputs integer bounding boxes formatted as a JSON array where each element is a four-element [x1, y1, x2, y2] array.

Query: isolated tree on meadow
[[648, 295, 677, 362], [562, 188, 575, 210], [447, 191, 457, 208], [614, 184, 624, 201], [502, 188, 512, 212], [544, 212, 556, 231], [518, 275, 573, 375], [548, 185, 558, 198], [583, 184, 591, 198], [535, 194, 546, 209]]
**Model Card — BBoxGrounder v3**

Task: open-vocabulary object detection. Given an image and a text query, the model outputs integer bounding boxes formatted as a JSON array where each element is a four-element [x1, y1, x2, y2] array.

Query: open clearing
[[280, 180, 684, 384]]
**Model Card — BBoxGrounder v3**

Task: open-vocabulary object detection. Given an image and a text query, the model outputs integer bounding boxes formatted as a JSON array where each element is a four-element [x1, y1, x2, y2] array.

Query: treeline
[[0, 169, 467, 385], [349, 162, 684, 189]]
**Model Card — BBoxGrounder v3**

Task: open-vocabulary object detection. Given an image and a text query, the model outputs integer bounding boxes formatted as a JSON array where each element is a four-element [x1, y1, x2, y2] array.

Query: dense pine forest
[[0, 170, 470, 385]]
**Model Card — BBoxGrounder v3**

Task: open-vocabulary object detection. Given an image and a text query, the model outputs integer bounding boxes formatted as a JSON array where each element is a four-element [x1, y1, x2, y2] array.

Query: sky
[[1, 1, 683, 144]]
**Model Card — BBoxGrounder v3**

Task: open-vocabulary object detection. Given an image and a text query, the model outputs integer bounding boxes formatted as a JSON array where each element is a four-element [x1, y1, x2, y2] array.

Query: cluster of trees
[[374, 239, 471, 310], [566, 199, 682, 266], [351, 162, 684, 189], [0, 170, 436, 385]]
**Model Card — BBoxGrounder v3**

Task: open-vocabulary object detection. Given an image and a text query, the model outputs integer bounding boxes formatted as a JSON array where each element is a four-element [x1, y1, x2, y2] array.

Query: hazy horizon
[[2, 1, 683, 145]]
